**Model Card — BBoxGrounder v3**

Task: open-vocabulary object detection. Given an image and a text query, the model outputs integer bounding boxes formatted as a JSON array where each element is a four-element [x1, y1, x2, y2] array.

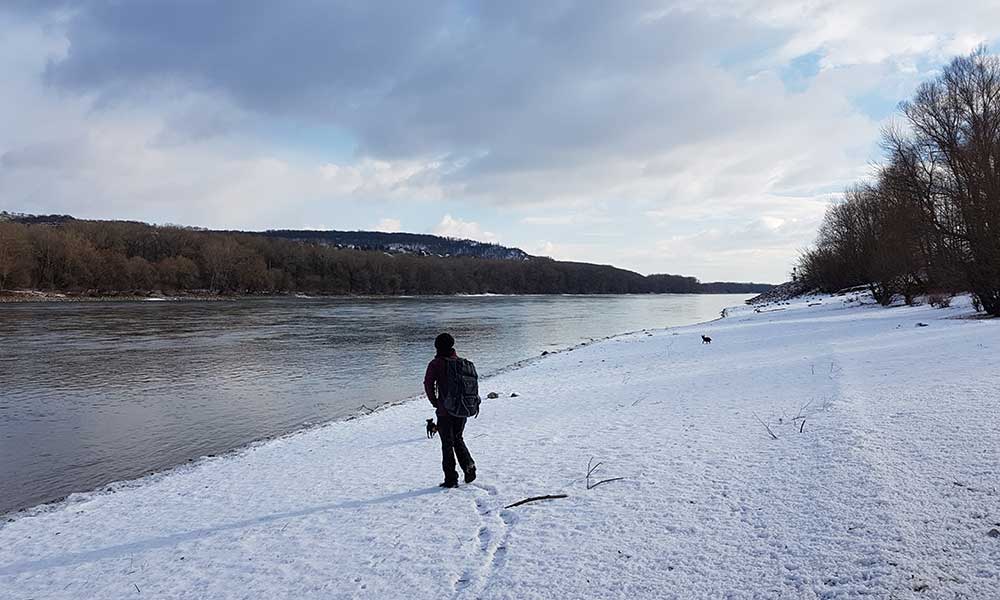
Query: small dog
[[426, 418, 438, 439], [701, 335, 712, 344]]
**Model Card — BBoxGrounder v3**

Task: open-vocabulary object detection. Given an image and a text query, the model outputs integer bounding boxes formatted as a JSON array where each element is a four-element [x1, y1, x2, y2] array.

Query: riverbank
[[0, 290, 237, 303], [1, 294, 743, 514], [2, 294, 998, 598]]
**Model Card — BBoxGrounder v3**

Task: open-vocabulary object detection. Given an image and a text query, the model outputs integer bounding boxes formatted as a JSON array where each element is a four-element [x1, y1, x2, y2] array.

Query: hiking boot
[[463, 466, 477, 484], [439, 480, 459, 488]]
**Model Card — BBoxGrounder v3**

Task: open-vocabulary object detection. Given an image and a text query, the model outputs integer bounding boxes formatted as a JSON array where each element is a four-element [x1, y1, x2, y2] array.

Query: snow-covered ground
[[2, 294, 999, 599]]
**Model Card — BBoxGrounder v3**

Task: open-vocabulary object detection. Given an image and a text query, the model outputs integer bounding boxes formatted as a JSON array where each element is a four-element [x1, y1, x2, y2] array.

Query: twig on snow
[[792, 398, 814, 422], [589, 477, 626, 489], [586, 457, 603, 489], [586, 457, 626, 489], [665, 338, 675, 360], [504, 494, 568, 509], [828, 361, 843, 379], [752, 413, 779, 440], [799, 419, 806, 433]]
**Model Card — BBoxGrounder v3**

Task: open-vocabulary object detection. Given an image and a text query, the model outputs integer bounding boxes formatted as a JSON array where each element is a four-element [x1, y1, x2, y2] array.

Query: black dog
[[426, 418, 438, 439], [701, 335, 712, 344]]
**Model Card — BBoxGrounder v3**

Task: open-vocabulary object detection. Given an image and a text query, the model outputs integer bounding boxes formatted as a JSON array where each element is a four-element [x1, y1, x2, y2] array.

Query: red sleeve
[[424, 360, 439, 408]]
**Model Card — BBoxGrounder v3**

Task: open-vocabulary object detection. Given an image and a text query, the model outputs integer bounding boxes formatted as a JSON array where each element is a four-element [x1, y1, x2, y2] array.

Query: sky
[[2, 2, 999, 283]]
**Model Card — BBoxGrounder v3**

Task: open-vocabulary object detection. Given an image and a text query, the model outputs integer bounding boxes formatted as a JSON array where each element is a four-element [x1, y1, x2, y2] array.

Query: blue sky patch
[[780, 51, 823, 93]]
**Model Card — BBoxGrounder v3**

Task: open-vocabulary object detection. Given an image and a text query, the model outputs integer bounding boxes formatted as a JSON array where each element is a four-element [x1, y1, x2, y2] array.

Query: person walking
[[424, 333, 477, 488]]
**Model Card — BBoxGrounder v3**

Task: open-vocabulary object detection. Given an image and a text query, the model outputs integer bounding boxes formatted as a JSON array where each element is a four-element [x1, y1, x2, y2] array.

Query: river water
[[0, 294, 747, 513]]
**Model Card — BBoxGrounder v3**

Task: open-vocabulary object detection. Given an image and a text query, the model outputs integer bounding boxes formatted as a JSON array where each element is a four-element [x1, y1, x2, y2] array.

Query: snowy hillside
[[1, 294, 998, 598], [257, 229, 532, 261]]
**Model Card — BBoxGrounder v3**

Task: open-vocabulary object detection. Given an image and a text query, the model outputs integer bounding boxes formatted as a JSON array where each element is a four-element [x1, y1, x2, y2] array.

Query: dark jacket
[[424, 350, 458, 418]]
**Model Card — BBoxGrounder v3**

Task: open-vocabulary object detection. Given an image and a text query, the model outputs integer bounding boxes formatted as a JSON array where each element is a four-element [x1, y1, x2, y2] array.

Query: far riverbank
[[0, 291, 233, 303]]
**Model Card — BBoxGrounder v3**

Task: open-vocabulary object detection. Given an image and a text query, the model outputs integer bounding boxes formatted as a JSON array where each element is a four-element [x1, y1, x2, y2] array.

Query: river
[[0, 294, 748, 513]]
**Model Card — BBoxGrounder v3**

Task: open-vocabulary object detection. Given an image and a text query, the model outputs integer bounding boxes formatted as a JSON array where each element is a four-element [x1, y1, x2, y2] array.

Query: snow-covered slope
[[2, 295, 998, 599]]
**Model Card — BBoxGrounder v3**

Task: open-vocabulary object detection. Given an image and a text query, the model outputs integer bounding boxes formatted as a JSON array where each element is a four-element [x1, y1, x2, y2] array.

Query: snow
[[2, 293, 999, 599]]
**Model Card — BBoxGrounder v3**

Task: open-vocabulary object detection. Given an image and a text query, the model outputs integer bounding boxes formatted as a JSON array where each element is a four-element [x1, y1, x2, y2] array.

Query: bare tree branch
[[752, 412, 779, 440]]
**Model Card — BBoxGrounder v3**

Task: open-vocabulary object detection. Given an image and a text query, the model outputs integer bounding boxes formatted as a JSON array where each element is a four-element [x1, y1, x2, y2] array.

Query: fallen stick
[[504, 494, 568, 509], [588, 477, 626, 489], [752, 412, 779, 440]]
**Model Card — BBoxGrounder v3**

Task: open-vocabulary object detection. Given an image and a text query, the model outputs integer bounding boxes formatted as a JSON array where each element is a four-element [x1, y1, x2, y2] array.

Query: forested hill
[[0, 214, 773, 296], [1, 213, 529, 261], [255, 230, 530, 261]]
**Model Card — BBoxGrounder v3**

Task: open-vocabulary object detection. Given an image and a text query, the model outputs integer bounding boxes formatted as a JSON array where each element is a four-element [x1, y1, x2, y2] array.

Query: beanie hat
[[434, 333, 455, 354]]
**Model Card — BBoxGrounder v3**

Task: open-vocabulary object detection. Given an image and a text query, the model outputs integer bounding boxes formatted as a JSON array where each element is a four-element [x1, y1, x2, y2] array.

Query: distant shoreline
[[0, 291, 234, 303]]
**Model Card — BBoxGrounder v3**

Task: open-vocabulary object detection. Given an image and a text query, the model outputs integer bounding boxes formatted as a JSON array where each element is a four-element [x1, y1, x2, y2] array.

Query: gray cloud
[[44, 1, 456, 114], [1, 139, 91, 170], [39, 2, 773, 173], [2, 1, 73, 15]]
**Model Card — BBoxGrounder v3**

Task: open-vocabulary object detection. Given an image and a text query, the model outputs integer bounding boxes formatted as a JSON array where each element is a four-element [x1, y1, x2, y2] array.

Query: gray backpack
[[442, 357, 481, 418]]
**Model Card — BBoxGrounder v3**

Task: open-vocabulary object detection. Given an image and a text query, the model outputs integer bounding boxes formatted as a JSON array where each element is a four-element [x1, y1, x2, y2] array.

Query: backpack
[[442, 357, 481, 418]]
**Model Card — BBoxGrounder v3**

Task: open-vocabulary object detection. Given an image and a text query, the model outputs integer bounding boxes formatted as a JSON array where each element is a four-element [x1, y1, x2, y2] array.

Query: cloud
[[374, 218, 401, 232], [1, 139, 92, 171], [520, 210, 614, 226], [318, 159, 443, 199], [684, 0, 995, 68], [531, 240, 604, 262], [433, 215, 497, 242]]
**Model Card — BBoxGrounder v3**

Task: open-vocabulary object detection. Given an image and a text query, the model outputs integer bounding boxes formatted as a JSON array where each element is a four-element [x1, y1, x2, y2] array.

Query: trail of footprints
[[453, 483, 515, 598]]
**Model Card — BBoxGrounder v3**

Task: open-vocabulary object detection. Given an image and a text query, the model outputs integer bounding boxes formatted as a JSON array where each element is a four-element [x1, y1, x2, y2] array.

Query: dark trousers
[[439, 413, 475, 483]]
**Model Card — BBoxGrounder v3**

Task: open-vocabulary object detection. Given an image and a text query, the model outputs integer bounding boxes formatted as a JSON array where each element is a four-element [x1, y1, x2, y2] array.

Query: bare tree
[[901, 48, 1000, 314], [0, 223, 34, 291], [799, 48, 1000, 315]]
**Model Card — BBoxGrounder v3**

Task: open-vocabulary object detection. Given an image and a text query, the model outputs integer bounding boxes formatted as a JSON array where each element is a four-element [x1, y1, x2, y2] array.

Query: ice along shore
[[1, 293, 998, 599]]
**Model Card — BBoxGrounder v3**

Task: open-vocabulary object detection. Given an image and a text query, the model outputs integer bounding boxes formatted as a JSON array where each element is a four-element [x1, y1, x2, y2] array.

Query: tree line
[[0, 218, 770, 296], [798, 48, 1000, 316]]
